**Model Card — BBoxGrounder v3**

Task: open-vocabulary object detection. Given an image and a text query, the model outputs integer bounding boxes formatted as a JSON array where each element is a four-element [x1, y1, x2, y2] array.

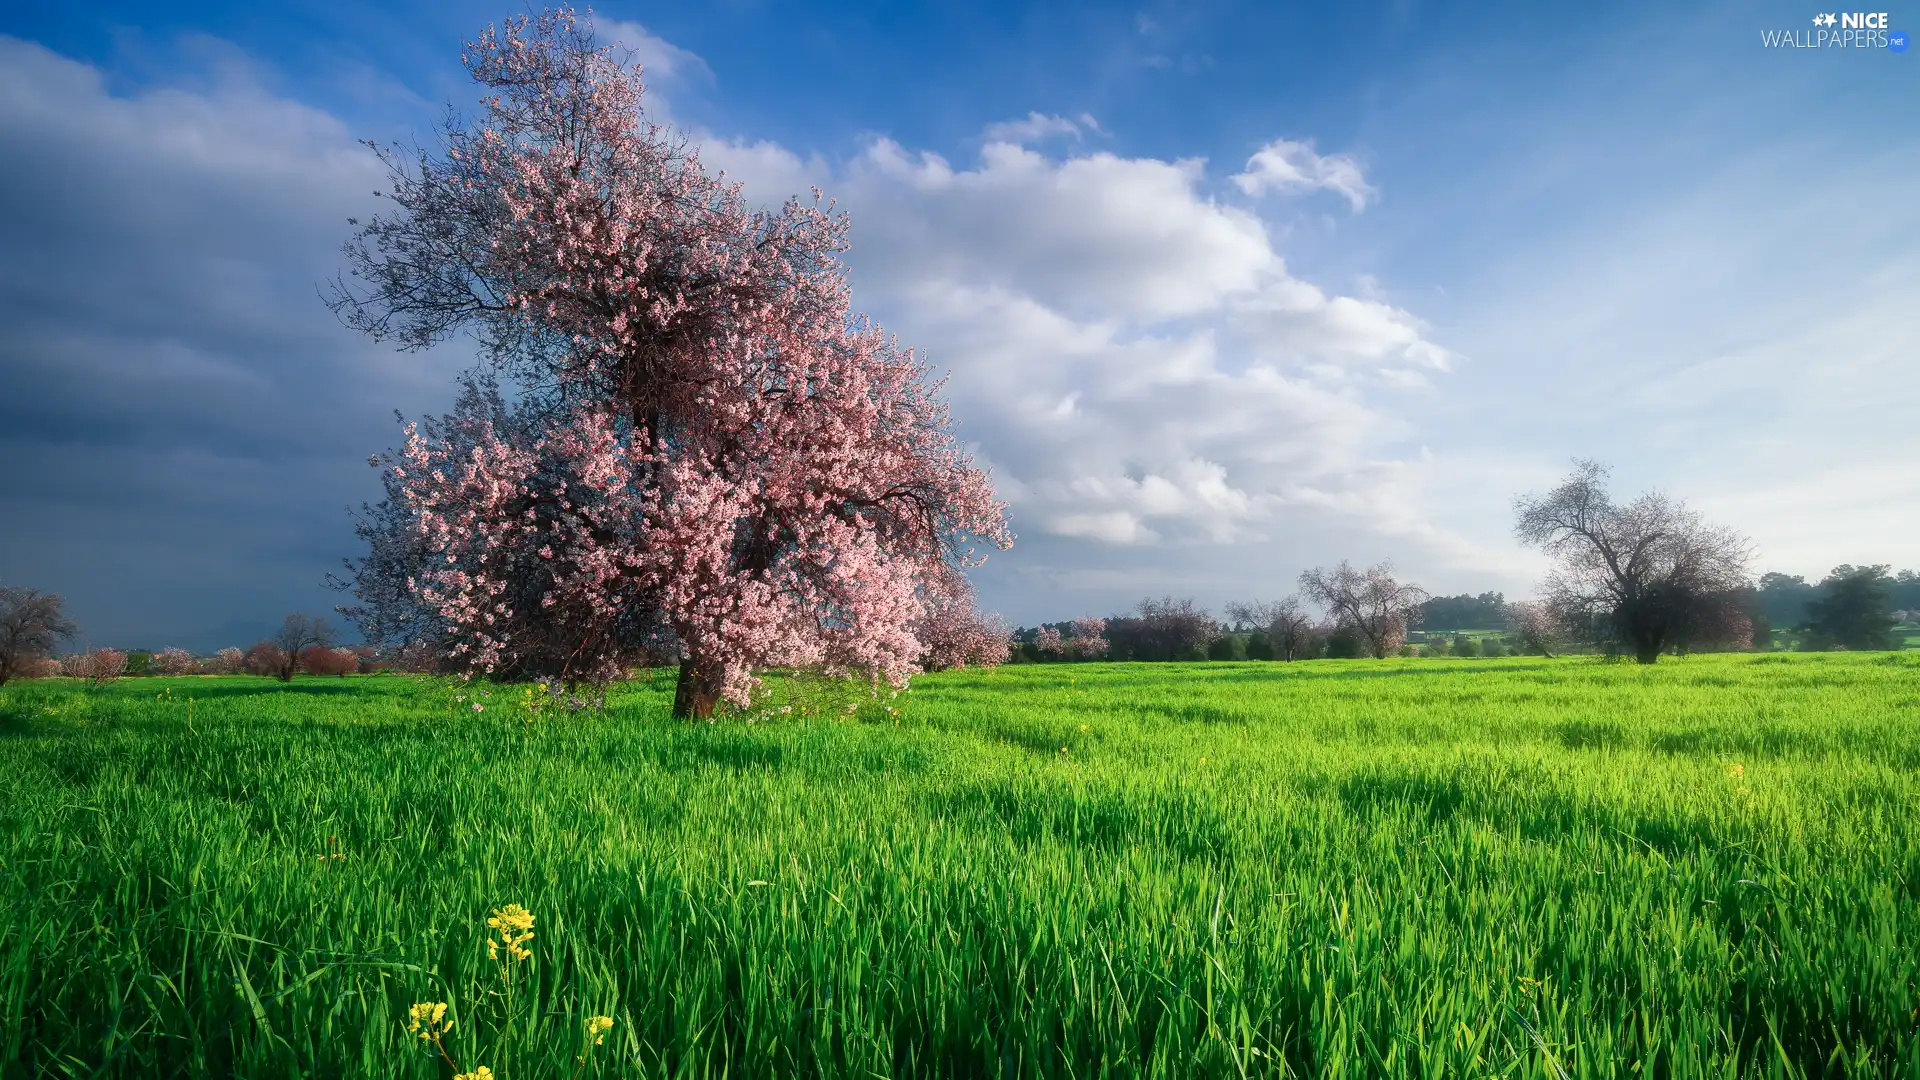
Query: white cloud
[[593, 19, 713, 86], [1232, 138, 1375, 211], [698, 124, 1463, 569], [981, 111, 1102, 145]]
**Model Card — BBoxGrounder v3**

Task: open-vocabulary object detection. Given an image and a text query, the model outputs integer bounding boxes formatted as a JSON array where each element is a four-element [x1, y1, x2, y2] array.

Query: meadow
[[4, 654, 1919, 1078]]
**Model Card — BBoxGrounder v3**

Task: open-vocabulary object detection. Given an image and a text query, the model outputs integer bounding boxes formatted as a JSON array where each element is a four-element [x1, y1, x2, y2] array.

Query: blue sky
[[1, 0, 1914, 649]]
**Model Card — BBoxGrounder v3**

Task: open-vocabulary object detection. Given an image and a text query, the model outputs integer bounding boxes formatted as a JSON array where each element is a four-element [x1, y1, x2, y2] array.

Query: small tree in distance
[[1298, 563, 1427, 660], [269, 615, 337, 682], [1065, 617, 1109, 659], [1514, 461, 1752, 664], [1226, 597, 1319, 661], [245, 643, 289, 678], [0, 586, 79, 687], [300, 646, 361, 677], [204, 647, 244, 675], [1505, 600, 1570, 658], [1800, 565, 1898, 651], [151, 647, 197, 676], [65, 649, 126, 690]]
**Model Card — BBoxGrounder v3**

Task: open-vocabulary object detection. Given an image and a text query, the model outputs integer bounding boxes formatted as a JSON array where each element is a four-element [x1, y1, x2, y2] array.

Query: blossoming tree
[[329, 10, 1010, 716]]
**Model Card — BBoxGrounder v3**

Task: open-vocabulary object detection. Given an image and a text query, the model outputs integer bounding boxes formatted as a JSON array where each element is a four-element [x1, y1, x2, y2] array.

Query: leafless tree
[[1298, 562, 1428, 659], [1513, 461, 1752, 664], [268, 615, 337, 682], [0, 587, 79, 686], [1226, 596, 1320, 661]]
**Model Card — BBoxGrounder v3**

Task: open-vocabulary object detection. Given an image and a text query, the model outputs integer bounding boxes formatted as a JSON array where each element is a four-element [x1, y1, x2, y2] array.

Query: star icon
[[1823, 13, 1838, 25]]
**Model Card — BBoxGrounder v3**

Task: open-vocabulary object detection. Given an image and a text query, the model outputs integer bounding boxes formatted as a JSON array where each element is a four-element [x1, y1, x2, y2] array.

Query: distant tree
[[1513, 460, 1752, 664], [1298, 562, 1427, 660], [1505, 599, 1571, 658], [1800, 565, 1897, 651], [1031, 627, 1066, 659], [65, 648, 126, 690], [150, 647, 198, 676], [1322, 624, 1365, 659], [1064, 617, 1110, 660], [1206, 634, 1247, 661], [124, 651, 153, 677], [1109, 597, 1218, 662], [268, 615, 337, 682], [1890, 570, 1920, 614], [1244, 630, 1275, 661], [300, 646, 361, 677], [1746, 594, 1774, 651], [203, 647, 244, 675], [0, 587, 79, 687], [1226, 596, 1320, 662], [245, 643, 289, 678], [1418, 592, 1508, 631], [1757, 572, 1820, 631], [18, 656, 63, 679], [1451, 634, 1479, 658]]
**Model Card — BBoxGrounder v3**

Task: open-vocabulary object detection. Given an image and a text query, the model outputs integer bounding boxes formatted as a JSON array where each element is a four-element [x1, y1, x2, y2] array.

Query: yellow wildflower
[[586, 1015, 615, 1045], [487, 904, 535, 963], [406, 1001, 451, 1039], [453, 1069, 494, 1080]]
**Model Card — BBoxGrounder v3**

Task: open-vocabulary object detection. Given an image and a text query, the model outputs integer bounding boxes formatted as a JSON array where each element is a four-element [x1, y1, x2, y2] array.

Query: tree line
[[6, 462, 1912, 689], [1008, 462, 1917, 665], [0, 602, 439, 688]]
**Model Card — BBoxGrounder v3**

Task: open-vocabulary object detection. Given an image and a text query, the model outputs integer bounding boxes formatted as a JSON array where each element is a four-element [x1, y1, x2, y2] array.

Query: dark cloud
[[0, 37, 469, 651]]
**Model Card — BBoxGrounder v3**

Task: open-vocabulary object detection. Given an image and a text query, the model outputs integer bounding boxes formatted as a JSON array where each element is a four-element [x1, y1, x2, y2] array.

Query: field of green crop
[[5, 654, 1920, 1078]]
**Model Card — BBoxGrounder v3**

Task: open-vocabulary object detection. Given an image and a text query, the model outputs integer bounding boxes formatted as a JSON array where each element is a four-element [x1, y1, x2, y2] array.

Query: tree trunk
[[1633, 637, 1662, 665], [673, 657, 721, 719]]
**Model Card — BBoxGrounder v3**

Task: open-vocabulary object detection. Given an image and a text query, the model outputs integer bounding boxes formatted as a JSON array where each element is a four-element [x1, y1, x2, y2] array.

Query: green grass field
[[5, 654, 1920, 1078]]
